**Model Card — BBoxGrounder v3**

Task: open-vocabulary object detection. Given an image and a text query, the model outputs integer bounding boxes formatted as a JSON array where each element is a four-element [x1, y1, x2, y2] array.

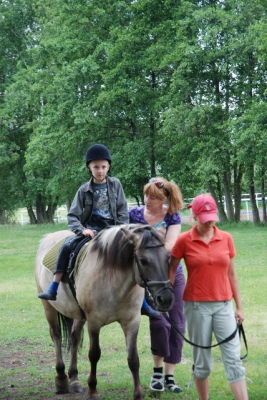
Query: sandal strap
[[165, 379, 183, 393], [150, 373, 164, 392]]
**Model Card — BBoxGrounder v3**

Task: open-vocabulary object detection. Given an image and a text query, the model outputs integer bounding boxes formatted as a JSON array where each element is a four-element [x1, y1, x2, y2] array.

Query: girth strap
[[66, 236, 92, 320], [67, 236, 92, 276]]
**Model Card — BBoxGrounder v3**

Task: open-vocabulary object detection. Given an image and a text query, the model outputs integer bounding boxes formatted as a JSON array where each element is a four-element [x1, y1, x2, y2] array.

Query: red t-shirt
[[171, 225, 236, 301]]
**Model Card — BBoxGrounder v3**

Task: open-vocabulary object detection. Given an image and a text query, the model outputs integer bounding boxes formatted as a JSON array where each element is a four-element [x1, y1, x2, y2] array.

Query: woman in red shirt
[[169, 194, 248, 400]]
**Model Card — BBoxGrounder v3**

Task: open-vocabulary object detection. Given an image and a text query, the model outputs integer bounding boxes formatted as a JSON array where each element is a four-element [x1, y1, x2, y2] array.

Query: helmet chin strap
[[92, 174, 107, 183], [88, 169, 109, 183]]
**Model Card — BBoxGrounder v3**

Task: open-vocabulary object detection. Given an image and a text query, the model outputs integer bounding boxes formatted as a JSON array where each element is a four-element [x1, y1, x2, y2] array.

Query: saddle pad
[[42, 238, 65, 272], [42, 238, 91, 275]]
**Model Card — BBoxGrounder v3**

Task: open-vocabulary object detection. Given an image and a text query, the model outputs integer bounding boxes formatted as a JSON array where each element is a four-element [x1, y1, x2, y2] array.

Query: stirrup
[[150, 373, 164, 392]]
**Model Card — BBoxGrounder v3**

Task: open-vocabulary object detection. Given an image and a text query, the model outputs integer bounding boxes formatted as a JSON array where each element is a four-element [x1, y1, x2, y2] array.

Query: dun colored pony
[[35, 224, 174, 400]]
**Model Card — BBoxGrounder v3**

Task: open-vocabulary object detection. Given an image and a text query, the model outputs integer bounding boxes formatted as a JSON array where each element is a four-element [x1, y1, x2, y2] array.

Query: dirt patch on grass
[[0, 339, 86, 400], [0, 339, 144, 400]]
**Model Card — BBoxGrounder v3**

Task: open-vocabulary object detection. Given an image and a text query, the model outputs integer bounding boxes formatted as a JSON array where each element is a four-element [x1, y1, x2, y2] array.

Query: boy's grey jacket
[[67, 176, 129, 235]]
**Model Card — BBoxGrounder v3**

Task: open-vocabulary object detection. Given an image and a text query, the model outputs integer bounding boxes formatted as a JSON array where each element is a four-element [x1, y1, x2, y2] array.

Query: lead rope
[[162, 312, 248, 358], [162, 311, 250, 389]]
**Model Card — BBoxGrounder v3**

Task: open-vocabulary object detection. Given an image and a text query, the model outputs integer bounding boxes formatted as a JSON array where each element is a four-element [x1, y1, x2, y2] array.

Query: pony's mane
[[89, 224, 164, 272]]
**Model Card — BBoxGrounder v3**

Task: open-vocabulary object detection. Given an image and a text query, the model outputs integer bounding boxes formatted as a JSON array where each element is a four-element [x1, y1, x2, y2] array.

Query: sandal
[[165, 378, 183, 393], [150, 373, 164, 391]]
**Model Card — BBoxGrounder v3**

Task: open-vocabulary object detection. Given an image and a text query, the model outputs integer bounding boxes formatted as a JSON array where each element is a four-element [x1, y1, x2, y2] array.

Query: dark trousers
[[148, 267, 185, 364], [53, 235, 88, 274]]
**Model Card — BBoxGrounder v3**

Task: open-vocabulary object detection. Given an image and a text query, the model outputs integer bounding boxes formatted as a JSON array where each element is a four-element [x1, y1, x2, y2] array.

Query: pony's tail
[[57, 312, 73, 351]]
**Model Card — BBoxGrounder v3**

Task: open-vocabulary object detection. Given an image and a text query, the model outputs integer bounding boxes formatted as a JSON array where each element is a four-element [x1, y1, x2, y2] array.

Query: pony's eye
[[140, 258, 149, 266]]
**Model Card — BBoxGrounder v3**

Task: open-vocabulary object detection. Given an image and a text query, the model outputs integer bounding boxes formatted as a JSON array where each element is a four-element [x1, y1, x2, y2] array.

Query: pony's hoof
[[55, 377, 70, 394], [86, 392, 100, 399], [70, 380, 84, 393]]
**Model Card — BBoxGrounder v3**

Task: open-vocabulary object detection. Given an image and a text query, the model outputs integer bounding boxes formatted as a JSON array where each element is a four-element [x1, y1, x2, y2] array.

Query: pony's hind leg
[[68, 318, 86, 393], [41, 300, 70, 394]]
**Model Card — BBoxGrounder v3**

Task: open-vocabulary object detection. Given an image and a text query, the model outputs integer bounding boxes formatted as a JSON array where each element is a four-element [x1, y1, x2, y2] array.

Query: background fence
[[17, 193, 264, 225]]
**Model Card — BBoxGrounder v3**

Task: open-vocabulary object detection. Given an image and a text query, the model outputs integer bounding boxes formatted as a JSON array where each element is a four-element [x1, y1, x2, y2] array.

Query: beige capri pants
[[184, 300, 246, 383]]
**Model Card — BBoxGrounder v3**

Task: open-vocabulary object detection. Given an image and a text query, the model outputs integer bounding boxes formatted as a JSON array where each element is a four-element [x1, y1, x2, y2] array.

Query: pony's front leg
[[87, 328, 101, 399], [68, 318, 86, 393], [42, 301, 70, 394], [122, 321, 143, 400]]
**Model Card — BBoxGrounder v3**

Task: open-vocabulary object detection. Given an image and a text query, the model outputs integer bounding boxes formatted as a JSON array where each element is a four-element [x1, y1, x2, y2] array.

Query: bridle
[[133, 243, 173, 301]]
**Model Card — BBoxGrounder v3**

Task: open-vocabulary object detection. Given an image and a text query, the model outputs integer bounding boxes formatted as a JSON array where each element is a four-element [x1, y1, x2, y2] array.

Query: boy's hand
[[82, 229, 97, 238]]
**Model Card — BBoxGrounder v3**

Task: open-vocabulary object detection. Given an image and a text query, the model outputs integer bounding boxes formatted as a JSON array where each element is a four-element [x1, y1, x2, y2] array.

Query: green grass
[[0, 222, 266, 399]]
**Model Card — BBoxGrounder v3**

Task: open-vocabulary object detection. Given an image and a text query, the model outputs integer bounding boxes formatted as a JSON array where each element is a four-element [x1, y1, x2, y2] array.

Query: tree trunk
[[150, 70, 156, 178], [36, 194, 48, 224], [208, 182, 228, 223], [261, 177, 267, 224], [66, 198, 72, 212], [47, 195, 59, 223], [223, 171, 235, 221], [233, 161, 243, 222], [27, 206, 37, 224], [0, 209, 8, 224], [134, 196, 141, 207], [46, 201, 57, 224], [248, 164, 261, 225]]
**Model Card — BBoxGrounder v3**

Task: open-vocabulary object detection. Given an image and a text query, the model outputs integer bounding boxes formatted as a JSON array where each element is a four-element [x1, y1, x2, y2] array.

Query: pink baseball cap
[[190, 194, 218, 223]]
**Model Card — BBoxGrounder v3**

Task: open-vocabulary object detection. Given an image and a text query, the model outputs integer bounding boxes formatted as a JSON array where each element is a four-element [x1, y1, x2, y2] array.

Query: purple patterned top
[[129, 206, 181, 227]]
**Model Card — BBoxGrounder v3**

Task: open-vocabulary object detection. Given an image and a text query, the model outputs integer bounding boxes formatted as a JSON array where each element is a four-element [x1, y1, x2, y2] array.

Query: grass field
[[0, 222, 266, 400]]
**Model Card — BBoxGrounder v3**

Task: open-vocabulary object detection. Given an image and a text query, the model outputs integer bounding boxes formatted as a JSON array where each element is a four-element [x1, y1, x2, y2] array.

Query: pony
[[35, 224, 174, 400]]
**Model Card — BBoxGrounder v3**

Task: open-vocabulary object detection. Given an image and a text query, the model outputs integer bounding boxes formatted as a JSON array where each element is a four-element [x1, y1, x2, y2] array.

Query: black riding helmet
[[85, 144, 112, 166]]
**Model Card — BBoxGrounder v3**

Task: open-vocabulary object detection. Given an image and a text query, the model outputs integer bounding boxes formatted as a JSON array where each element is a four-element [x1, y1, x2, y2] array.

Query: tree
[[1, 0, 267, 225], [162, 0, 267, 223], [0, 0, 38, 222]]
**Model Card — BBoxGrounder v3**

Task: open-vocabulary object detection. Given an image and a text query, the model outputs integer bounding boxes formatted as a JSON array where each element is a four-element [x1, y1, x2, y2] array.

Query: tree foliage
[[0, 0, 266, 224]]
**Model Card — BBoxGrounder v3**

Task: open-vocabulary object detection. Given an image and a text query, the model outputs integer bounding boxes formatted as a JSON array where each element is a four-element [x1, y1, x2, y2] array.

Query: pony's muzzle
[[153, 286, 175, 312]]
